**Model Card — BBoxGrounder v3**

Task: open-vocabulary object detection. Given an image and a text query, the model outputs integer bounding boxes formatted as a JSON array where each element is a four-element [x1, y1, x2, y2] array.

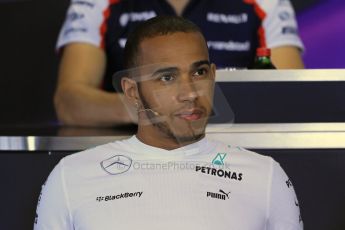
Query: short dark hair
[[123, 15, 203, 69]]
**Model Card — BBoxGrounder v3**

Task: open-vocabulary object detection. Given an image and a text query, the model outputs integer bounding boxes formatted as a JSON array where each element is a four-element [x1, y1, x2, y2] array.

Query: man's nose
[[176, 79, 198, 102]]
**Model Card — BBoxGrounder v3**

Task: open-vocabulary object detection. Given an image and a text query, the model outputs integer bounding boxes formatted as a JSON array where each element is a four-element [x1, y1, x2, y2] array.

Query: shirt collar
[[125, 135, 215, 158]]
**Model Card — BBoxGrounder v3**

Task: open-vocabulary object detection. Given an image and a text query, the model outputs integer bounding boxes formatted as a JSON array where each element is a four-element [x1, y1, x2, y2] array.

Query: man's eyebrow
[[150, 60, 210, 77], [191, 60, 210, 69], [151, 67, 179, 77]]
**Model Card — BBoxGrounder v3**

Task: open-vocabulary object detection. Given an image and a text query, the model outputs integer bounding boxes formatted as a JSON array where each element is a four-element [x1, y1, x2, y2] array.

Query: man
[[54, 0, 304, 126], [35, 16, 303, 229]]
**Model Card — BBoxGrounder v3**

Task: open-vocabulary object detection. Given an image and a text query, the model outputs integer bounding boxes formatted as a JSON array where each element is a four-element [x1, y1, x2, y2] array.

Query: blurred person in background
[[36, 16, 303, 230], [54, 0, 304, 127]]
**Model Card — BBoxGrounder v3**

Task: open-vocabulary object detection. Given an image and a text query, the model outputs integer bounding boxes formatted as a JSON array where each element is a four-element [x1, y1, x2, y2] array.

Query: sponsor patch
[[282, 26, 298, 35], [101, 155, 132, 175], [67, 12, 85, 22], [63, 27, 88, 36], [96, 191, 143, 202], [207, 12, 248, 24], [212, 153, 227, 166], [207, 40, 250, 51], [119, 11, 156, 27], [279, 11, 291, 21], [206, 189, 231, 200], [196, 165, 243, 181]]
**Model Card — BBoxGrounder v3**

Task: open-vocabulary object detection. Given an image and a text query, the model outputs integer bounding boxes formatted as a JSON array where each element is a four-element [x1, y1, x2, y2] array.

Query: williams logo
[[101, 155, 132, 175], [207, 189, 231, 200], [212, 153, 227, 165]]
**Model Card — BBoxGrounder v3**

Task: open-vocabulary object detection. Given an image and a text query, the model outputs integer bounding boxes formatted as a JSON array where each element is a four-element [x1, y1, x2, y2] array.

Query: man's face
[[136, 32, 216, 143]]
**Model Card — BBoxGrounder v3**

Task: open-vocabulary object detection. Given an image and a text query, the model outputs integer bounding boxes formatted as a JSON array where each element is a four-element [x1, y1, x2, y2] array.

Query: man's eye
[[159, 74, 175, 82], [193, 68, 208, 77]]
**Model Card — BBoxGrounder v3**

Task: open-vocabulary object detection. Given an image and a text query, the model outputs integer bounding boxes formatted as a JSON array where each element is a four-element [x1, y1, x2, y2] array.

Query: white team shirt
[[34, 136, 303, 230]]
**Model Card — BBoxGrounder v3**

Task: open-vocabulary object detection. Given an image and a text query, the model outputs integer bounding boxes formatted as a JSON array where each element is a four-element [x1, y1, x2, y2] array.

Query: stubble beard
[[138, 85, 205, 144]]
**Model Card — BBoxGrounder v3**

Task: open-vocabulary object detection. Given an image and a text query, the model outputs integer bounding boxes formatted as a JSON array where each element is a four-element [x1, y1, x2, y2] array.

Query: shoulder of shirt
[[69, 0, 136, 10], [238, 147, 276, 167], [52, 138, 138, 180], [207, 138, 274, 165], [69, 0, 111, 7], [60, 138, 131, 167], [248, 0, 293, 12], [250, 0, 279, 7]]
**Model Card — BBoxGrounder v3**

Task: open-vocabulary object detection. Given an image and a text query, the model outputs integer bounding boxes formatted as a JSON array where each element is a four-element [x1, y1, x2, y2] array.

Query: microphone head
[[138, 108, 160, 116], [151, 110, 160, 116]]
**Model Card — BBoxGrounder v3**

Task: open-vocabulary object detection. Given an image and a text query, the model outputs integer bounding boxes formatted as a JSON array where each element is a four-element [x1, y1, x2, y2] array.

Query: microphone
[[138, 108, 160, 116], [135, 100, 160, 116]]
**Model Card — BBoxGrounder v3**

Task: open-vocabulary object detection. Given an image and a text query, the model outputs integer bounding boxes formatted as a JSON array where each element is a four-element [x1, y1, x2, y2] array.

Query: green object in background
[[252, 48, 276, 69]]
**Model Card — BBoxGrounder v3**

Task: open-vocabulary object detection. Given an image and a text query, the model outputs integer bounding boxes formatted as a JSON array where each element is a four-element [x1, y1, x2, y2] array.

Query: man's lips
[[175, 109, 204, 121]]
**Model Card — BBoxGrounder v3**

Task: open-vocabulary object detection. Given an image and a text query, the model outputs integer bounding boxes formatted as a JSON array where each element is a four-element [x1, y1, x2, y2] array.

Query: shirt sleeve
[[34, 159, 73, 230], [260, 0, 304, 50], [56, 0, 111, 50], [267, 160, 303, 230]]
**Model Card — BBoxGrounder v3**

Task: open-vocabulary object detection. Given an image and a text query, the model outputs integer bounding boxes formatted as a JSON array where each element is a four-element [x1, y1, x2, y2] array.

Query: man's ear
[[121, 77, 139, 104]]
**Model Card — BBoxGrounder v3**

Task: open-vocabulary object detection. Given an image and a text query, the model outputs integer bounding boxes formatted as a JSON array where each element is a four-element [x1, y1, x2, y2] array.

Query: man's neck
[[136, 125, 203, 151], [166, 0, 190, 16]]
